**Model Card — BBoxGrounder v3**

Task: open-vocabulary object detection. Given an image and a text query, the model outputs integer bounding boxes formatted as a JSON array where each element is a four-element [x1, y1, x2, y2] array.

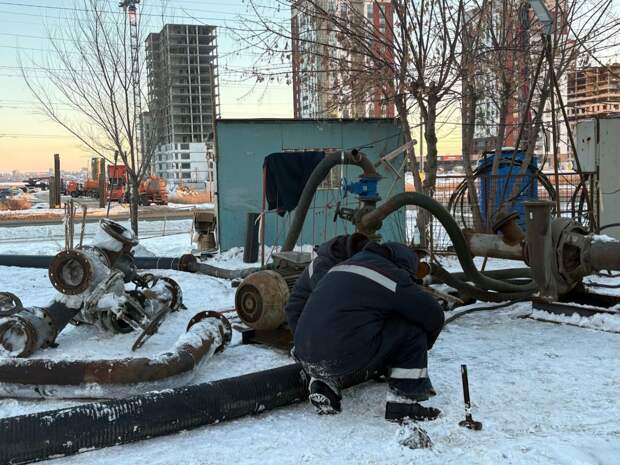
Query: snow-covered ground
[[0, 221, 619, 465]]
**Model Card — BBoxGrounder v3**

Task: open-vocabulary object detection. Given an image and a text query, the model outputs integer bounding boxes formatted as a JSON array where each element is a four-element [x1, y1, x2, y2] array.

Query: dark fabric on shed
[[263, 151, 324, 216]]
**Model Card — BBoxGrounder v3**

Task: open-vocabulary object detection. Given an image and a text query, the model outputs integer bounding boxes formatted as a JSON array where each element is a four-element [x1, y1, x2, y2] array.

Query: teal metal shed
[[215, 119, 407, 251]]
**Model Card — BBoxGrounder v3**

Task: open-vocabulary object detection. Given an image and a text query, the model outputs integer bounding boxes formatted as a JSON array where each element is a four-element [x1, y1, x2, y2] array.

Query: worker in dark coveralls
[[287, 241, 444, 422], [285, 232, 369, 334]]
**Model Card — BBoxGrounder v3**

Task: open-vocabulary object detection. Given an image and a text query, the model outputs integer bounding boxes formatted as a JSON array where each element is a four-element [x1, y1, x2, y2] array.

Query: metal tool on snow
[[458, 364, 482, 430]]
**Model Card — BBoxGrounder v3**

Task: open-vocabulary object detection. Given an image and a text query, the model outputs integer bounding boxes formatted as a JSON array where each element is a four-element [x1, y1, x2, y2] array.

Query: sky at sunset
[[0, 0, 461, 172]]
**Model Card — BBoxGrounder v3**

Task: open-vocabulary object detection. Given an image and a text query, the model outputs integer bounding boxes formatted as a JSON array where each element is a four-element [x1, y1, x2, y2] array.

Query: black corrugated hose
[[0, 364, 309, 465], [0, 363, 377, 465]]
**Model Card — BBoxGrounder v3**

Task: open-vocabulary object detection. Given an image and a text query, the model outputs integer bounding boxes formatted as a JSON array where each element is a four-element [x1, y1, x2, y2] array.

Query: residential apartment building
[[567, 64, 620, 122], [145, 24, 219, 186], [291, 0, 395, 119], [467, 1, 568, 162]]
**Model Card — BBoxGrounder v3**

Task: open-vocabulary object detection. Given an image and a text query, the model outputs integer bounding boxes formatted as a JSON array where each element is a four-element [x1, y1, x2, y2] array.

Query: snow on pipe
[[0, 301, 80, 358], [0, 364, 373, 465], [0, 312, 232, 399]]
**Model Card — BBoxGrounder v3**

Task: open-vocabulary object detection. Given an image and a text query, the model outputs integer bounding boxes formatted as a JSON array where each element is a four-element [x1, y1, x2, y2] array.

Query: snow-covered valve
[[0, 301, 80, 357], [48, 247, 112, 295]]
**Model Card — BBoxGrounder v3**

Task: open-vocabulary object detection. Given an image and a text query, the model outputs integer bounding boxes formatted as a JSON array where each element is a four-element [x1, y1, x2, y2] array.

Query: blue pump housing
[[343, 175, 381, 202]]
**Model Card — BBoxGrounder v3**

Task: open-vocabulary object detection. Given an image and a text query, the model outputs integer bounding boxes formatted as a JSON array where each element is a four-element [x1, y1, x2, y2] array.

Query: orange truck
[[108, 165, 128, 202], [65, 180, 83, 197], [139, 176, 168, 206]]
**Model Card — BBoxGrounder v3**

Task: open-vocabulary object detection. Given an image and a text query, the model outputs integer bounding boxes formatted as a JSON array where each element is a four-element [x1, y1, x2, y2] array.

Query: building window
[[182, 172, 191, 179], [181, 143, 190, 150], [181, 163, 191, 169], [181, 153, 190, 159]]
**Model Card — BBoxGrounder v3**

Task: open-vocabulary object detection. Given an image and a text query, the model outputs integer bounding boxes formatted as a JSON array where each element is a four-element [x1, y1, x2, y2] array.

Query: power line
[[0, 2, 285, 31]]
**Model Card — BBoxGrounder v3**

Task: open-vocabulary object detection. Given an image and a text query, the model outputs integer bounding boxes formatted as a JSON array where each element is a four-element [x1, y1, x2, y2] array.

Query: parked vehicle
[[108, 165, 128, 202], [138, 176, 168, 206], [64, 181, 84, 198]]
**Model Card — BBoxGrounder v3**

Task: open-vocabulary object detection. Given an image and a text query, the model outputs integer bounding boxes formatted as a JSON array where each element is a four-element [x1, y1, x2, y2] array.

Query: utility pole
[[49, 153, 61, 208], [98, 158, 106, 209], [119, 1, 142, 169]]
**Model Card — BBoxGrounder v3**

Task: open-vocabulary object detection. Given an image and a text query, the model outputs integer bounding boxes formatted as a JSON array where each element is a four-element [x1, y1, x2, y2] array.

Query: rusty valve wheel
[[131, 306, 171, 351]]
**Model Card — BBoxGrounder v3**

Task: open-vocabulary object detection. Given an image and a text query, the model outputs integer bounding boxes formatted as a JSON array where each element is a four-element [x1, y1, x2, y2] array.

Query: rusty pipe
[[492, 209, 525, 245], [0, 312, 232, 399], [465, 231, 525, 261], [0, 301, 81, 358], [282, 150, 378, 251], [180, 254, 264, 279]]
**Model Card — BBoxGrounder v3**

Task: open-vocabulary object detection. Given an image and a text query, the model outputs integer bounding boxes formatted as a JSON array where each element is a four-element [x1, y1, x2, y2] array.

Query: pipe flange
[[492, 211, 519, 232], [492, 211, 525, 245], [0, 315, 37, 357], [178, 254, 197, 272], [186, 310, 232, 351], [0, 292, 23, 317], [100, 219, 139, 248], [48, 250, 94, 295]]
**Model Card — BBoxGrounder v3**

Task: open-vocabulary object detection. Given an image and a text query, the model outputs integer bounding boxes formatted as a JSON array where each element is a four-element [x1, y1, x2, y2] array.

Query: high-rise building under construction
[[145, 24, 219, 185]]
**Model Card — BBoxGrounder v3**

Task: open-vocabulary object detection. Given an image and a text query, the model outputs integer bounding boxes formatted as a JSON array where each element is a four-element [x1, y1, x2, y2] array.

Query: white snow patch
[[530, 309, 620, 332], [592, 234, 619, 243], [92, 226, 124, 253]]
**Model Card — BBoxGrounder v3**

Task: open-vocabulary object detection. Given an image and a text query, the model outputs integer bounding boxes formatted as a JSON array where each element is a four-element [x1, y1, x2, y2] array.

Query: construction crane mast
[[119, 0, 143, 169]]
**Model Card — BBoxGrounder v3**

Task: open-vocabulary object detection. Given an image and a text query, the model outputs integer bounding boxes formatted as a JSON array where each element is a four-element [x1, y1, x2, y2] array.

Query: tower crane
[[119, 0, 143, 168]]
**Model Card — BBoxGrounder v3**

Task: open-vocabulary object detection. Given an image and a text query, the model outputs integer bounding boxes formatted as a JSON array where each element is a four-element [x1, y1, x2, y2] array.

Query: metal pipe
[[524, 201, 555, 297], [359, 192, 537, 293], [0, 254, 264, 279], [282, 150, 378, 251], [465, 232, 525, 261], [0, 301, 80, 358], [181, 254, 263, 279], [588, 241, 620, 272], [0, 312, 231, 399]]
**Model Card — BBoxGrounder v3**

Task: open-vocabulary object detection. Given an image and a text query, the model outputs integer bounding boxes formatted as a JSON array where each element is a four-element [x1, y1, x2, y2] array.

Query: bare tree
[[240, 0, 471, 246], [20, 0, 165, 234]]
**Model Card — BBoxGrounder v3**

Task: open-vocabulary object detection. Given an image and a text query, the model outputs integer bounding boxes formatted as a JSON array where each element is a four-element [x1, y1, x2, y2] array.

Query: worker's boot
[[384, 389, 441, 422], [308, 377, 342, 415]]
